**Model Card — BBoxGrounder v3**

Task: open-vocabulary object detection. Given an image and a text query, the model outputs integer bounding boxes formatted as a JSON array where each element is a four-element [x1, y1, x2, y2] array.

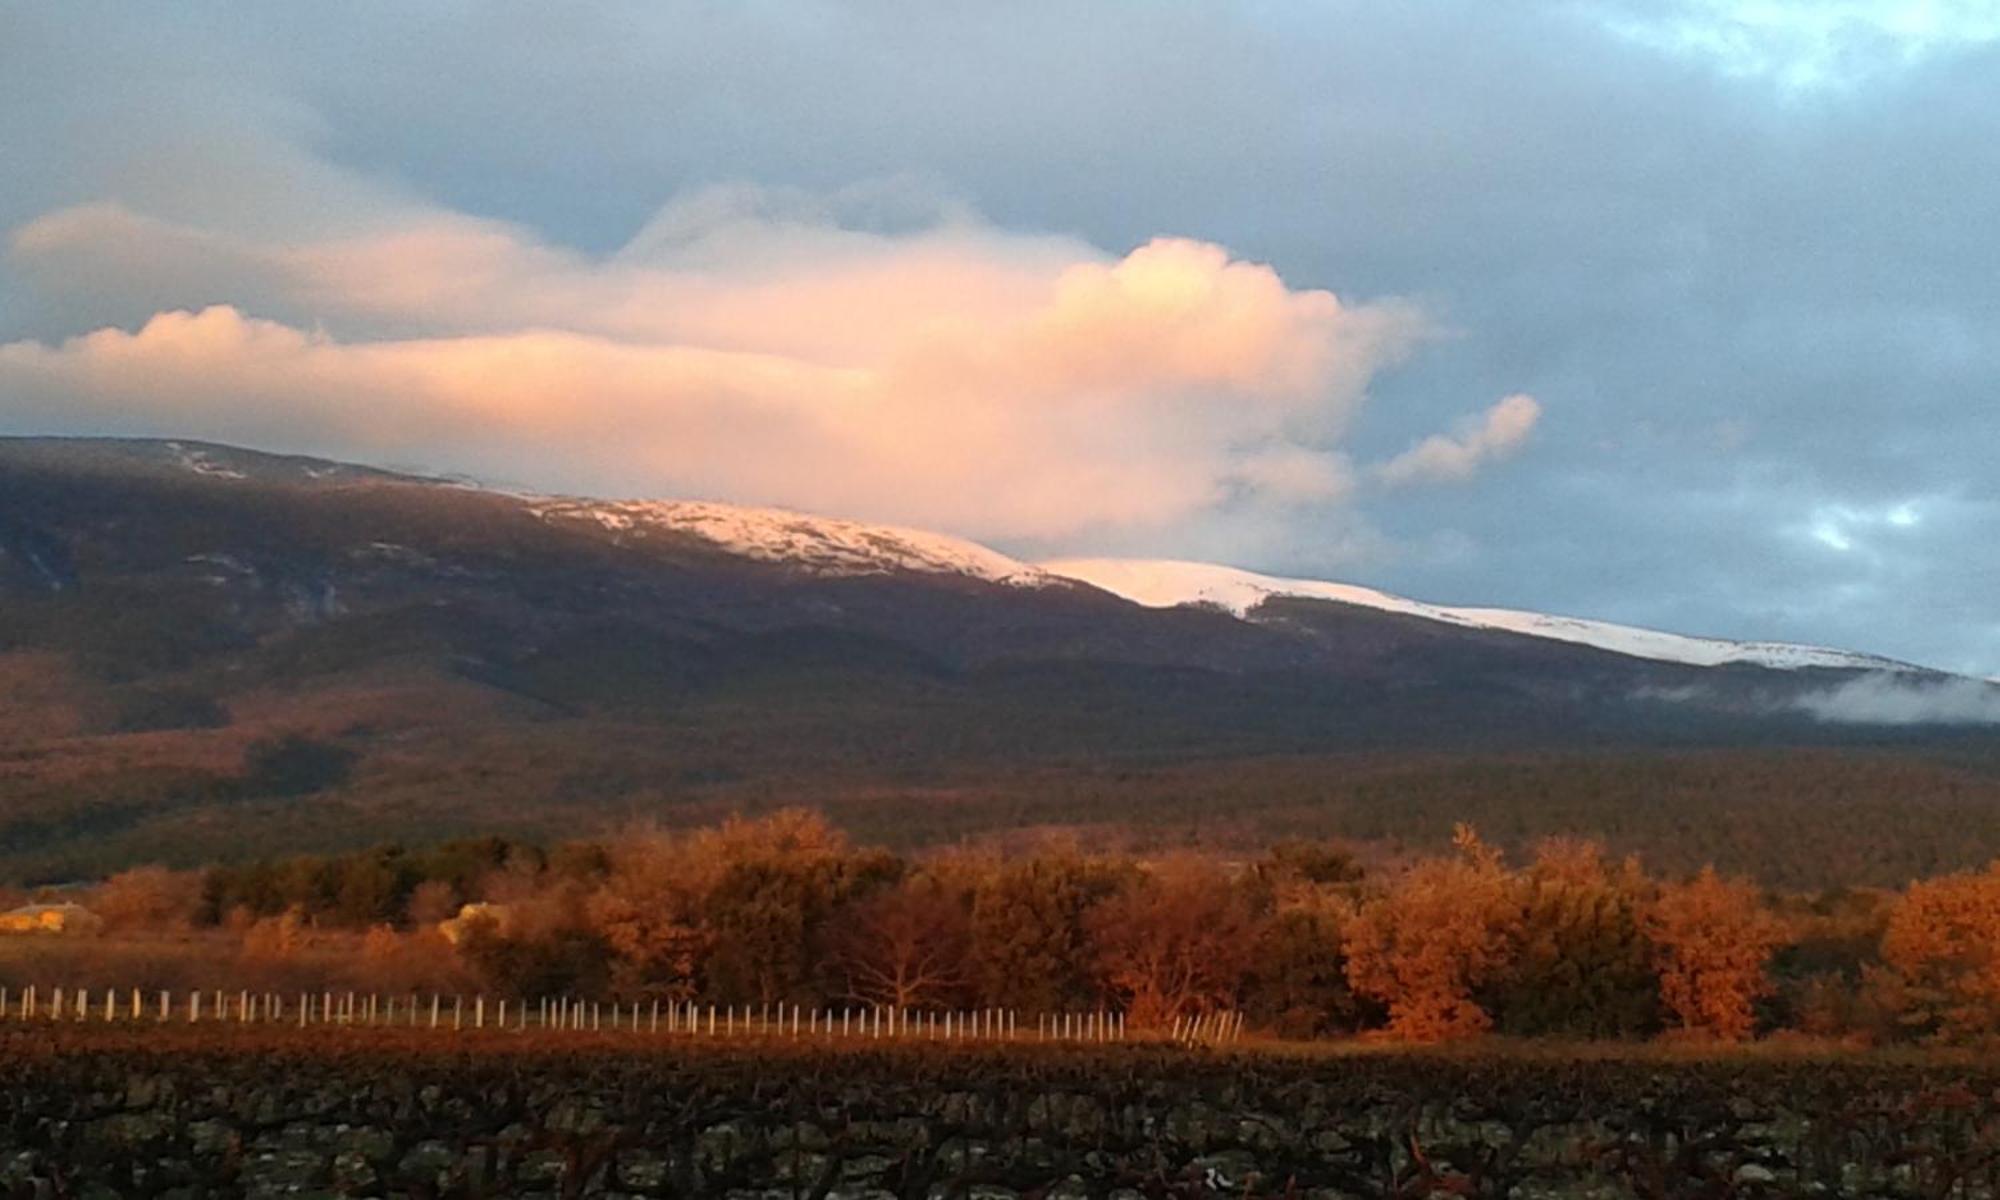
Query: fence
[[0, 985, 1244, 1046]]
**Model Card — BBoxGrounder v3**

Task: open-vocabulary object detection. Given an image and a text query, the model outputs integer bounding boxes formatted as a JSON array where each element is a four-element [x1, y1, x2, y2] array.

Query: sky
[[1, 2, 1996, 675]]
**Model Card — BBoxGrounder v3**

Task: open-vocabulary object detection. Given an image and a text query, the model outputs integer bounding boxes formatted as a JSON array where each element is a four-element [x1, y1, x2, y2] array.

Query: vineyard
[[9, 1028, 2000, 1197]]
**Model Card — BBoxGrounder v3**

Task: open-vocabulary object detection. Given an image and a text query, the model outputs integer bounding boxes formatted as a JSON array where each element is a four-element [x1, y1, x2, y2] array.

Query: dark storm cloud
[[1, 1, 1995, 673]]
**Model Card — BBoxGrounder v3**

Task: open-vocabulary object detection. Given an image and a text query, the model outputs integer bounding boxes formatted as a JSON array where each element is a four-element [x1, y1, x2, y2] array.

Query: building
[[0, 901, 105, 935]]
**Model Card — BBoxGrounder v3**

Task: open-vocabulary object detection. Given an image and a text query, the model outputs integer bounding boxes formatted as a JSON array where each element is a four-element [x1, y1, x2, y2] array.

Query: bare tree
[[831, 874, 972, 1008]]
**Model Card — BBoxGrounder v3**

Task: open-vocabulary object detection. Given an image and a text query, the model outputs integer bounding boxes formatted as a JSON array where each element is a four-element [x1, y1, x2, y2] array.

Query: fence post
[[430, 995, 440, 1029]]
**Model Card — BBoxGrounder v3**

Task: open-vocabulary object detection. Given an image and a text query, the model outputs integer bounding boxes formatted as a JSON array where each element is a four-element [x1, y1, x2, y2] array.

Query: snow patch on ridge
[[1041, 558, 1924, 674], [165, 441, 247, 480], [528, 498, 1054, 585]]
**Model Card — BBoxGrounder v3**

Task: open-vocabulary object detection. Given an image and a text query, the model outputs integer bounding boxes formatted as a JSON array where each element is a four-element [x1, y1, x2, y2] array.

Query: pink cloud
[[2, 185, 1530, 542], [1374, 393, 1543, 487]]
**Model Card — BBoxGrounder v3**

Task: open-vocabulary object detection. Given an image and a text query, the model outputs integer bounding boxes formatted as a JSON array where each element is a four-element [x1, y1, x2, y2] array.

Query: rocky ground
[[6, 1027, 2000, 1197]]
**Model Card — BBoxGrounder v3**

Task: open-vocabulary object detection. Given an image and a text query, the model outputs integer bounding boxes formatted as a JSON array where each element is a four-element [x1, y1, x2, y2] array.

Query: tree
[[1492, 839, 1658, 1038], [575, 823, 722, 998], [240, 905, 309, 961], [332, 847, 414, 926], [684, 810, 897, 1004], [970, 849, 1128, 1012], [1878, 863, 2000, 1041], [1344, 824, 1521, 1041], [1242, 838, 1369, 1037], [1244, 902, 1368, 1038], [406, 879, 462, 927], [1088, 856, 1258, 1028], [92, 865, 201, 931], [1646, 866, 1785, 1041], [830, 873, 972, 1008]]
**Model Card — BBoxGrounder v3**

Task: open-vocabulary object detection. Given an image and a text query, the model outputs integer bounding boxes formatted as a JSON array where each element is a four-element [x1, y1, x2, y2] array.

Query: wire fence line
[[0, 985, 1246, 1046]]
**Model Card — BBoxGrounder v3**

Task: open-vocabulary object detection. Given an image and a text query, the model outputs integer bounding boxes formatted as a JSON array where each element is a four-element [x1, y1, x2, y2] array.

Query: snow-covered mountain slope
[[1040, 558, 1926, 674], [525, 497, 1055, 586], [115, 438, 1051, 586]]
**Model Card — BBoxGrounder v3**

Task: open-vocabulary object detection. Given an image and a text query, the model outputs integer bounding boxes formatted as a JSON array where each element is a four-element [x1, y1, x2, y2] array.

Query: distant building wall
[[0, 903, 105, 935]]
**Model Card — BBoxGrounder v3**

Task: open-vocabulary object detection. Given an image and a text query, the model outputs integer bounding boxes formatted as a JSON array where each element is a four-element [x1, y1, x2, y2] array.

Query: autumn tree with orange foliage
[[1645, 866, 1785, 1041], [581, 829, 709, 1000], [1344, 825, 1522, 1041], [1087, 856, 1257, 1028], [91, 865, 202, 932], [1878, 862, 2000, 1041]]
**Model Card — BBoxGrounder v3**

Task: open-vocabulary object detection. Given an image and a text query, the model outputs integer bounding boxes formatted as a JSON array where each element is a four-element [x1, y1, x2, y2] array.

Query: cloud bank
[[1, 184, 1531, 542], [1794, 673, 2000, 725]]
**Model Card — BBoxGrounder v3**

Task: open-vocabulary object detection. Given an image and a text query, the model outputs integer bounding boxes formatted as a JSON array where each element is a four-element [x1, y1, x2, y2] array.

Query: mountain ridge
[[2, 434, 1997, 881], [21, 434, 1945, 680]]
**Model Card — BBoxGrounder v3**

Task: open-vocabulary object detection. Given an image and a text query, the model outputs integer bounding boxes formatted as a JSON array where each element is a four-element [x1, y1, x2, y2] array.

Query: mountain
[[2, 435, 1997, 884]]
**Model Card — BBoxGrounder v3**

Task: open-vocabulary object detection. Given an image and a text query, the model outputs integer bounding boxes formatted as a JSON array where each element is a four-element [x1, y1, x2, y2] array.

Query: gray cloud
[[1794, 674, 2000, 726]]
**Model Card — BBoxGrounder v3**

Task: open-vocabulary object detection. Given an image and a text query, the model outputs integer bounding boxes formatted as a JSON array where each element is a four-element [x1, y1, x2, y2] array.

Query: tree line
[[46, 810, 2000, 1043]]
